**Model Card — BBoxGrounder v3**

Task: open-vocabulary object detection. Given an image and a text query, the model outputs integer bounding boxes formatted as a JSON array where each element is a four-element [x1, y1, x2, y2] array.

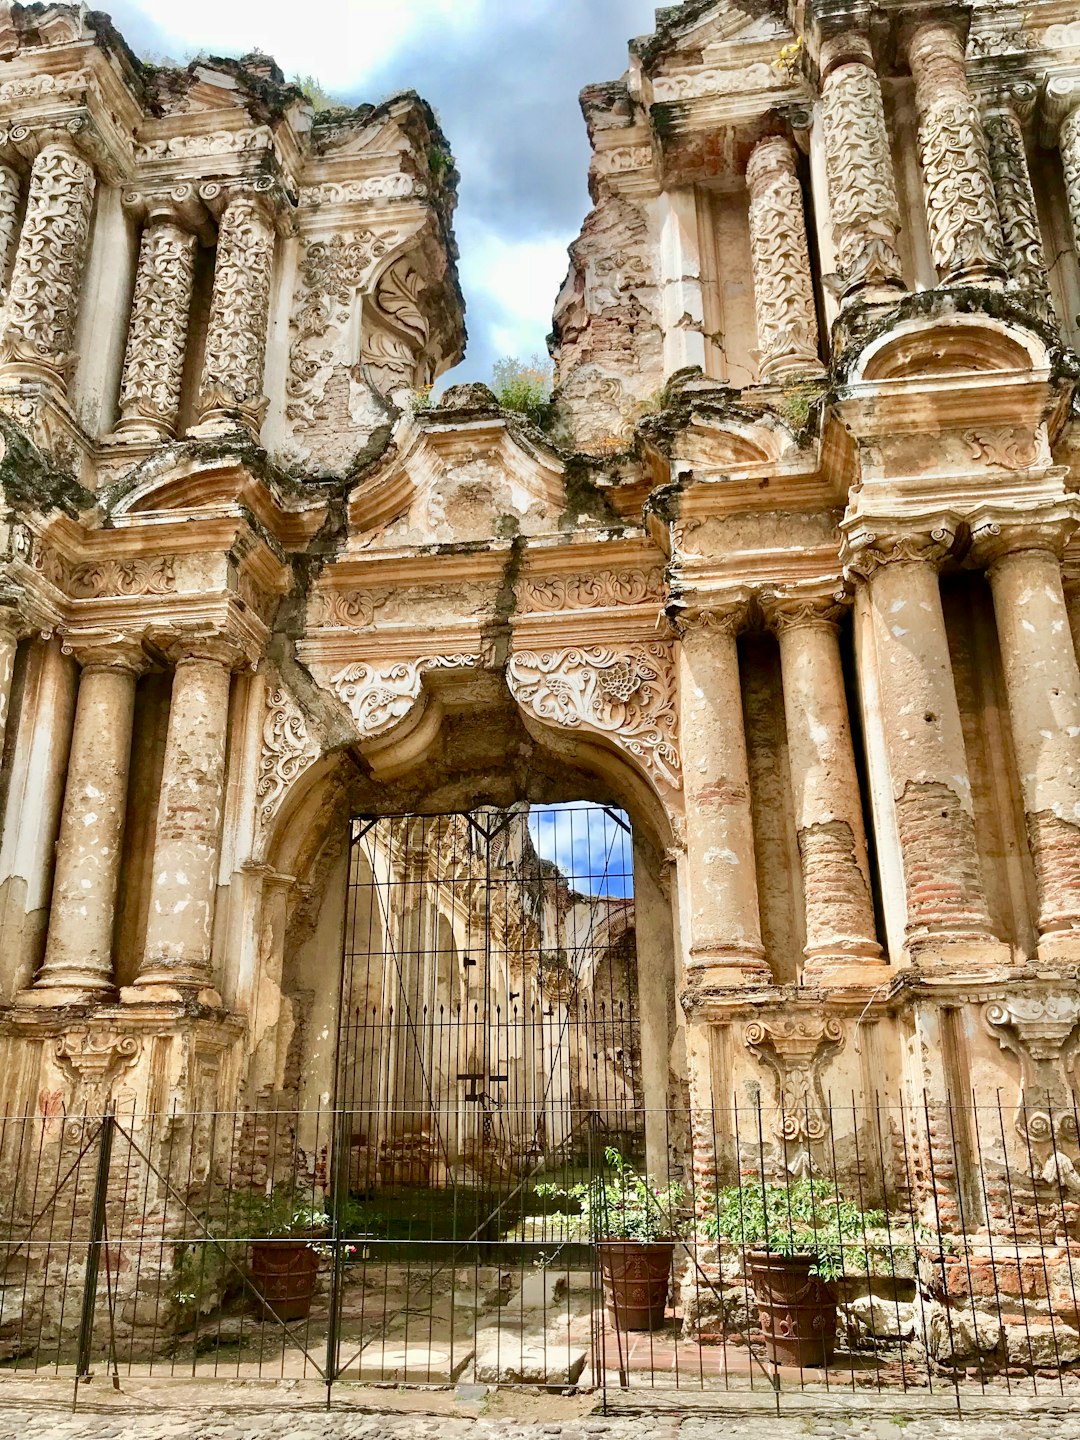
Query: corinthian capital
[[840, 519, 960, 582]]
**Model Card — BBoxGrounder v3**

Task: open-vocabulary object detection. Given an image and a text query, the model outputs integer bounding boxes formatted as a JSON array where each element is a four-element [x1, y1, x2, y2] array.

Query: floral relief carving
[[964, 427, 1047, 471], [0, 143, 95, 379], [117, 220, 198, 435], [745, 137, 822, 379], [330, 655, 478, 740], [1060, 109, 1080, 262], [197, 196, 276, 427], [297, 175, 428, 206], [34, 551, 178, 598], [744, 1015, 845, 1168], [516, 568, 665, 613], [257, 684, 320, 824], [506, 643, 681, 792], [820, 61, 904, 296], [362, 260, 428, 391], [984, 102, 1053, 318], [310, 590, 384, 628], [0, 163, 20, 298], [285, 230, 397, 433], [907, 25, 1004, 282]]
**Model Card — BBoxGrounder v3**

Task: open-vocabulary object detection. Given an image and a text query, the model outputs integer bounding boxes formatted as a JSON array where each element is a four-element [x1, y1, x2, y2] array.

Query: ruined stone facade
[[0, 0, 1077, 1283]]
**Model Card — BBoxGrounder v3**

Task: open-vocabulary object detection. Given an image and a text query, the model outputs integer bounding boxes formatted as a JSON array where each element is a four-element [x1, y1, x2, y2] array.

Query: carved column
[[745, 135, 823, 380], [905, 20, 1004, 285], [983, 87, 1053, 320], [1054, 90, 1080, 263], [127, 632, 243, 1002], [676, 609, 769, 986], [0, 603, 23, 758], [769, 600, 882, 976], [195, 194, 276, 435], [0, 162, 21, 294], [0, 140, 96, 390], [819, 33, 905, 303], [26, 639, 145, 1002], [976, 523, 1080, 946], [848, 533, 996, 953], [115, 213, 199, 440]]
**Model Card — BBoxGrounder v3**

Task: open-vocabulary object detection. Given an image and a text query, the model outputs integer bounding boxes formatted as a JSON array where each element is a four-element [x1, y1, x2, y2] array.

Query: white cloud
[[124, 0, 485, 91], [456, 219, 569, 364]]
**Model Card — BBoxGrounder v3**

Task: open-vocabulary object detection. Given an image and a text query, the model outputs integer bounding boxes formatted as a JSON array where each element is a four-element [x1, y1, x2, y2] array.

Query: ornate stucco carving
[[196, 195, 276, 429], [506, 643, 681, 792], [964, 427, 1049, 470], [54, 1031, 141, 1113], [0, 162, 20, 299], [984, 92, 1054, 319], [907, 22, 1004, 283], [0, 143, 95, 382], [330, 655, 478, 741], [34, 552, 178, 598], [745, 136, 822, 379], [116, 219, 198, 437], [986, 996, 1080, 1143], [744, 1016, 845, 1165], [820, 56, 904, 298], [284, 230, 402, 468], [257, 683, 320, 824], [516, 569, 665, 613]]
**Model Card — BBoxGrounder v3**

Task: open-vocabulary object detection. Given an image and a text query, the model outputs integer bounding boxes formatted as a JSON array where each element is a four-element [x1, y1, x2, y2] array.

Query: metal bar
[[73, 1111, 115, 1398]]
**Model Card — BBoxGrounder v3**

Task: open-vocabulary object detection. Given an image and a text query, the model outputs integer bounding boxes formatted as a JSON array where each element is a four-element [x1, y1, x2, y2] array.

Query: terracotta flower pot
[[747, 1250, 837, 1367], [249, 1238, 321, 1322], [596, 1239, 675, 1330]]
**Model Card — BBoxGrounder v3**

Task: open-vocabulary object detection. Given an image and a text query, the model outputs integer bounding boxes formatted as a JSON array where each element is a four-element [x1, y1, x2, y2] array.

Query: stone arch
[[851, 313, 1049, 383], [248, 691, 682, 1172]]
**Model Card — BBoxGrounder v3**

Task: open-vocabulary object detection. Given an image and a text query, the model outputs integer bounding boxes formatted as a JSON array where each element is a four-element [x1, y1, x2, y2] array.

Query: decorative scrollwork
[[506, 643, 681, 792]]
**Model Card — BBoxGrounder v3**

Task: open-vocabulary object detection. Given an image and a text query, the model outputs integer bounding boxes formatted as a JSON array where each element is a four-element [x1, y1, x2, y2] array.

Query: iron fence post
[[324, 1105, 350, 1406], [74, 1111, 115, 1391]]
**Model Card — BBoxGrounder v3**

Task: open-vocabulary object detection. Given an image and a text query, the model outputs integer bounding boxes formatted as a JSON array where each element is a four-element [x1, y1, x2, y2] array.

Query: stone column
[[819, 33, 905, 303], [983, 87, 1054, 320], [115, 213, 199, 440], [126, 633, 242, 1003], [745, 135, 824, 380], [25, 639, 145, 1003], [977, 525, 1080, 947], [0, 603, 23, 759], [0, 638, 77, 996], [905, 20, 1004, 285], [1055, 89, 1080, 263], [195, 194, 276, 435], [0, 140, 96, 391], [0, 162, 21, 294], [849, 534, 997, 954], [676, 609, 769, 987], [770, 600, 883, 977]]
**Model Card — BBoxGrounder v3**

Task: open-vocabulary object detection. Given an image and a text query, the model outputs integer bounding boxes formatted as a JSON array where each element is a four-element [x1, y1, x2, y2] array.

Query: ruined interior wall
[[741, 632, 804, 984], [943, 575, 1038, 960]]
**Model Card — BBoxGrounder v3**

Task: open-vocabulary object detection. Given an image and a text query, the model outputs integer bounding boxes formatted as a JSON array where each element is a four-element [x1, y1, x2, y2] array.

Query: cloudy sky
[[102, 0, 661, 386]]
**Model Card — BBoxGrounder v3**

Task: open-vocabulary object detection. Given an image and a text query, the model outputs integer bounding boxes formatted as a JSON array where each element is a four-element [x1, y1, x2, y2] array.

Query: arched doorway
[[335, 801, 646, 1197]]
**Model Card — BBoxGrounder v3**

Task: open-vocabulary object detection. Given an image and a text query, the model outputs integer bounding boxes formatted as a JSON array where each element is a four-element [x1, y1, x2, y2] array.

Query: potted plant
[[236, 1186, 330, 1323], [536, 1147, 685, 1329], [699, 1177, 883, 1367]]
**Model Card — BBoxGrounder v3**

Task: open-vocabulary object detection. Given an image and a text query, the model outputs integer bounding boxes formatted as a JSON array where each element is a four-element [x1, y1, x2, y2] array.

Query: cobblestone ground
[[0, 1390, 1079, 1440]]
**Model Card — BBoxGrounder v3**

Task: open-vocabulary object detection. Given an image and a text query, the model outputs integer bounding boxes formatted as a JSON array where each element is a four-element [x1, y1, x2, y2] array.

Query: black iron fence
[[2, 1097, 1080, 1412]]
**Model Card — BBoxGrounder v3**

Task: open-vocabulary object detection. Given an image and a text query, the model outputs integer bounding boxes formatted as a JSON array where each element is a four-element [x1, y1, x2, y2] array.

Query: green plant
[[490, 354, 552, 423], [292, 73, 339, 113], [163, 1185, 330, 1324], [698, 1178, 884, 1282], [535, 1147, 686, 1242]]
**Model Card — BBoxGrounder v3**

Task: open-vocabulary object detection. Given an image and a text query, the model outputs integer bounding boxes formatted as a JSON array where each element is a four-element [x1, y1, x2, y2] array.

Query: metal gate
[[329, 802, 642, 1386]]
